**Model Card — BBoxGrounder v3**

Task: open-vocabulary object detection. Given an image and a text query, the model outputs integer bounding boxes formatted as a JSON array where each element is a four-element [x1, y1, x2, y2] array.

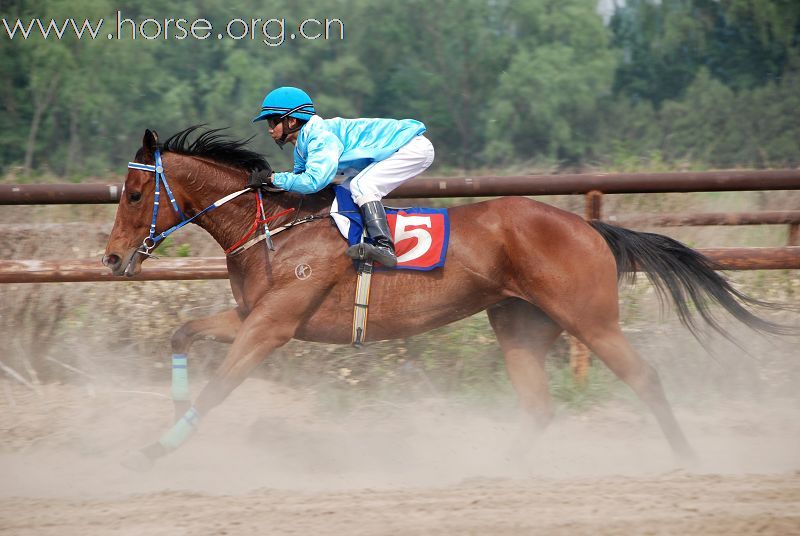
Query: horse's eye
[[128, 192, 142, 203]]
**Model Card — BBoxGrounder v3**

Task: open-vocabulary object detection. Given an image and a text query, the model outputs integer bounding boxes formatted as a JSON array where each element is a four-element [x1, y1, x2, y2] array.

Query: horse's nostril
[[103, 254, 121, 268]]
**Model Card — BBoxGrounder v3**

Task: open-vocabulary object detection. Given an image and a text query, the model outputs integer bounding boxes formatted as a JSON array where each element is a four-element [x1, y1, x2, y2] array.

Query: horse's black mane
[[157, 125, 270, 171]]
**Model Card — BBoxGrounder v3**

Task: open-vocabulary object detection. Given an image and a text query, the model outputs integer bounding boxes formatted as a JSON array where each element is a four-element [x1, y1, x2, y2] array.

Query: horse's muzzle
[[103, 249, 140, 277], [102, 253, 121, 271]]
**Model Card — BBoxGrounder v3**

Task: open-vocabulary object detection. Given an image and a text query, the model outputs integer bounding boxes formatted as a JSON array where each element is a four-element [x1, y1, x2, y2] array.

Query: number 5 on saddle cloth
[[329, 186, 450, 345]]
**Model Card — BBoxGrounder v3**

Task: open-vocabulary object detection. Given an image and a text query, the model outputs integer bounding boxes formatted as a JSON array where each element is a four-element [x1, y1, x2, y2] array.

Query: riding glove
[[247, 169, 283, 193]]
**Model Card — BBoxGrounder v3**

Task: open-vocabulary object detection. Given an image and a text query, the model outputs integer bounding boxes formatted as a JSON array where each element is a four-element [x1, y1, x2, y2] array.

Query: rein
[[224, 212, 331, 256]]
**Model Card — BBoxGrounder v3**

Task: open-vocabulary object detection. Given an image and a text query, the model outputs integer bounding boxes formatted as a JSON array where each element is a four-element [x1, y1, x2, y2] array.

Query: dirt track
[[4, 473, 799, 536], [1, 380, 799, 535]]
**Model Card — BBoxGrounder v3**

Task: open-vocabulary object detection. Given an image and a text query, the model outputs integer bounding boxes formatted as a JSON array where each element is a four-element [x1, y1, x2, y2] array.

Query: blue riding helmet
[[252, 86, 315, 123]]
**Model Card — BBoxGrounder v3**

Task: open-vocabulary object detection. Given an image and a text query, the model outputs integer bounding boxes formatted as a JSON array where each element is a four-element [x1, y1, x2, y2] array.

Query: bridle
[[124, 149, 336, 272], [127, 149, 253, 258]]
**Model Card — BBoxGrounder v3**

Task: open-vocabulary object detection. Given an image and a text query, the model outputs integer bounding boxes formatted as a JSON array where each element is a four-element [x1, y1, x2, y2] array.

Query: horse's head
[[104, 126, 275, 275], [103, 129, 188, 276]]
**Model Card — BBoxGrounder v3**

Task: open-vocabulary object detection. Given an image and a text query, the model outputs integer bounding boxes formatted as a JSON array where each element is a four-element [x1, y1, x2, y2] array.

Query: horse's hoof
[[120, 449, 156, 472]]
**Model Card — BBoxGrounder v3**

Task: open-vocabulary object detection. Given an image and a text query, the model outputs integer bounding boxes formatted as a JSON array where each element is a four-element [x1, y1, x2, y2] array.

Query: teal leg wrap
[[159, 406, 200, 451], [171, 353, 190, 401]]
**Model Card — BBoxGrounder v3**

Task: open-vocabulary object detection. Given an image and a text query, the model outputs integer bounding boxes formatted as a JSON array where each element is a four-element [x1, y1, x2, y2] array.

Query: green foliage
[[155, 237, 191, 257], [659, 68, 737, 164], [175, 243, 191, 257], [611, 0, 799, 102], [1, 0, 797, 176], [486, 0, 617, 164], [601, 64, 800, 169]]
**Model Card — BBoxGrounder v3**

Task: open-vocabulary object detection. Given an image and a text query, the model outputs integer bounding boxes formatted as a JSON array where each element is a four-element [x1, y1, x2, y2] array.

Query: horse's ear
[[142, 129, 159, 158]]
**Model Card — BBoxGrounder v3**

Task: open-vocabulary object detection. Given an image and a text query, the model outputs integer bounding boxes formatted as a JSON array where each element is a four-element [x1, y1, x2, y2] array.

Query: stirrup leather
[[352, 260, 373, 347]]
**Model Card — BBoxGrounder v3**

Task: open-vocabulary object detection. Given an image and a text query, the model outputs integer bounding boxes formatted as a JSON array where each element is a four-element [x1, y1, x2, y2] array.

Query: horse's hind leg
[[571, 322, 694, 460], [487, 299, 563, 447], [168, 308, 243, 420], [513, 227, 694, 460]]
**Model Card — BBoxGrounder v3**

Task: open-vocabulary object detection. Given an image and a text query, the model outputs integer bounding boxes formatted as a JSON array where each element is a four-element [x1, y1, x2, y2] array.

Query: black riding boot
[[346, 201, 397, 267]]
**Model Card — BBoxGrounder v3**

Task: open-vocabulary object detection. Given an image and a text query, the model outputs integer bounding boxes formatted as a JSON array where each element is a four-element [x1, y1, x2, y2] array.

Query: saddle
[[330, 186, 449, 271], [329, 186, 451, 346]]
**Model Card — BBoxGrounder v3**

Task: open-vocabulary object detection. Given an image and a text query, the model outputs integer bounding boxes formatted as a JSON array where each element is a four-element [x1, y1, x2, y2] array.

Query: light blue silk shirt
[[272, 115, 426, 195]]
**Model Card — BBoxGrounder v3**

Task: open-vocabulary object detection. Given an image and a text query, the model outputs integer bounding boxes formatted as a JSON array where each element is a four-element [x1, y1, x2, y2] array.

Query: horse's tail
[[589, 220, 795, 339]]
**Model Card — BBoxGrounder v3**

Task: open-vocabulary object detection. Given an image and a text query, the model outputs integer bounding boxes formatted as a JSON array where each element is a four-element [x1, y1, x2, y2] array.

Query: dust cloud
[[1, 333, 798, 499], [2, 315, 799, 534]]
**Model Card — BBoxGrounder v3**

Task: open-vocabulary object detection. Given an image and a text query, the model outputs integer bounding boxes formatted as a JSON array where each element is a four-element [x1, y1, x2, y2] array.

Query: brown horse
[[104, 127, 790, 470]]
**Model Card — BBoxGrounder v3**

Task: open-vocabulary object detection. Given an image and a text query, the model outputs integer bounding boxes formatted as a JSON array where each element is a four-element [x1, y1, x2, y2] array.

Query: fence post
[[585, 190, 603, 221], [569, 336, 591, 387], [789, 223, 799, 246]]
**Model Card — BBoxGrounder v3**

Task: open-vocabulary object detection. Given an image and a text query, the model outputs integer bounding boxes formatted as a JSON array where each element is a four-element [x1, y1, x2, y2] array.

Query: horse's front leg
[[168, 308, 244, 421], [123, 303, 296, 471]]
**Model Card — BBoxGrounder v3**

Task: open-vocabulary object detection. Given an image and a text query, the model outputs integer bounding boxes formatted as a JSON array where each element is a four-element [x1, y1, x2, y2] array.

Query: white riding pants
[[343, 135, 435, 206]]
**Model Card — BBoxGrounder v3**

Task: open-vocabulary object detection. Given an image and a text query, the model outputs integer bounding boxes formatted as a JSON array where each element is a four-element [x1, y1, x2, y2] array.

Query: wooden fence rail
[[2, 169, 800, 205], [1, 247, 798, 284]]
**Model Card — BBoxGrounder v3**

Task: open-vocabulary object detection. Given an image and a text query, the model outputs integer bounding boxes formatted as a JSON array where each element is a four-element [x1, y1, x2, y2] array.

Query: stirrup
[[346, 242, 397, 267], [346, 243, 369, 261]]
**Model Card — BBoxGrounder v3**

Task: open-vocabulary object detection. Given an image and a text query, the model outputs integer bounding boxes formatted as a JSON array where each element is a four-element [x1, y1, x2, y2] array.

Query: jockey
[[249, 86, 435, 268]]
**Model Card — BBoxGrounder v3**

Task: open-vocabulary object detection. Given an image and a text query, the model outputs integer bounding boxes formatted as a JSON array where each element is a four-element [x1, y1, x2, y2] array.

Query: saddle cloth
[[330, 185, 449, 270]]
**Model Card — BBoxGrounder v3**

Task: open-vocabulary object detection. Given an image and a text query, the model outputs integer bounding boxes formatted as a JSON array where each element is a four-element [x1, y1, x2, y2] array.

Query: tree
[[486, 0, 617, 163], [610, 0, 800, 103]]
